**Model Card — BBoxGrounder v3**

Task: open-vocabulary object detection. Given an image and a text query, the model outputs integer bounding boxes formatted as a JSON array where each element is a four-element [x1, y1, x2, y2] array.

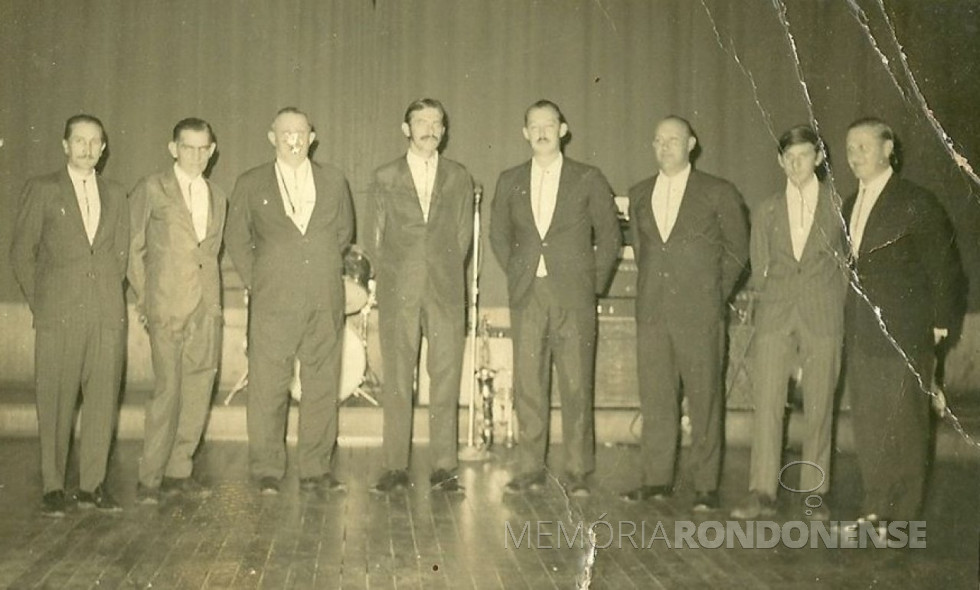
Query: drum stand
[[347, 289, 380, 406]]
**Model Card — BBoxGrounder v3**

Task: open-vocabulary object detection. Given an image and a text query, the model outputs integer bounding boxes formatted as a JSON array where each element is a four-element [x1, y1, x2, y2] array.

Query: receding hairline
[[271, 108, 313, 131], [655, 116, 693, 138]]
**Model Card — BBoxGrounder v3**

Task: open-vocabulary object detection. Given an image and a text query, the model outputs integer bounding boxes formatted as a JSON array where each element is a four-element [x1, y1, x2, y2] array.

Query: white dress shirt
[[275, 158, 316, 234], [849, 167, 893, 257], [531, 153, 563, 277], [406, 150, 438, 222], [786, 174, 819, 261], [67, 165, 100, 244], [174, 163, 209, 242], [651, 163, 691, 241]]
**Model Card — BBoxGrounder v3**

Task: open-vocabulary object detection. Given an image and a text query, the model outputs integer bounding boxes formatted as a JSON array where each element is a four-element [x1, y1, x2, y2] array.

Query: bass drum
[[289, 324, 366, 402]]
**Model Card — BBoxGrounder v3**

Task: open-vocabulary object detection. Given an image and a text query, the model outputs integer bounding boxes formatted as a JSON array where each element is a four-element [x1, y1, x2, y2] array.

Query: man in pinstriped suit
[[11, 114, 129, 516], [731, 126, 848, 520]]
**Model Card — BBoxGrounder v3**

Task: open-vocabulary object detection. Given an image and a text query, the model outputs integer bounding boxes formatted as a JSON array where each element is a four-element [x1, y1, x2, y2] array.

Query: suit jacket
[[843, 175, 964, 357], [10, 168, 129, 327], [628, 169, 748, 327], [224, 161, 355, 316], [128, 168, 227, 323], [749, 181, 848, 337], [489, 157, 622, 310], [368, 155, 474, 311]]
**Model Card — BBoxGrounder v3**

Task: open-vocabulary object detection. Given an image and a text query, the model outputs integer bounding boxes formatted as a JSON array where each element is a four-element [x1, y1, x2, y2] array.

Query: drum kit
[[224, 245, 381, 406], [224, 186, 506, 463]]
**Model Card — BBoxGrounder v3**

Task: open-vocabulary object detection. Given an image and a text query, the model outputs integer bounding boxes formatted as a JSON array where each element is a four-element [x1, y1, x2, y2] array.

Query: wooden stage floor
[[0, 438, 976, 589]]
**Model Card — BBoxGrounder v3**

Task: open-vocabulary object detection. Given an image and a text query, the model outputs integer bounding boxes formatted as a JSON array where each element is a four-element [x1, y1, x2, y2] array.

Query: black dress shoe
[[41, 490, 67, 518], [430, 469, 463, 493], [301, 473, 348, 493], [161, 476, 212, 498], [692, 490, 720, 512], [258, 477, 280, 495], [135, 484, 160, 506], [503, 470, 547, 494], [76, 485, 122, 512], [619, 485, 672, 503], [563, 473, 591, 498], [370, 470, 411, 494]]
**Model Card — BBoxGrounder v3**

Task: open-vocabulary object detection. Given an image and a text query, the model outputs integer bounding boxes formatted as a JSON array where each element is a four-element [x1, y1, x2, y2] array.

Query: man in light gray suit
[[731, 126, 848, 520], [129, 118, 227, 504]]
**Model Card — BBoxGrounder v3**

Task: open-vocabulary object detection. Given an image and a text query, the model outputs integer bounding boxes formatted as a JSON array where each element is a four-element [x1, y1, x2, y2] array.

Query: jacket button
[[198, 264, 203, 269]]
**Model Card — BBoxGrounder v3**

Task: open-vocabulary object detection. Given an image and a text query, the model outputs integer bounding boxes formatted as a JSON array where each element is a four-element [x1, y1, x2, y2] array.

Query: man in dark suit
[[731, 126, 848, 520], [10, 114, 129, 516], [620, 116, 748, 511], [128, 118, 227, 504], [843, 117, 963, 524], [489, 100, 622, 497], [367, 99, 474, 494], [225, 107, 355, 495]]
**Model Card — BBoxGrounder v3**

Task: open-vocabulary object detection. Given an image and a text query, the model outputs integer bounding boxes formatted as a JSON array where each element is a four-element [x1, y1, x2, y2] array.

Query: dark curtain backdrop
[[1, 0, 977, 310]]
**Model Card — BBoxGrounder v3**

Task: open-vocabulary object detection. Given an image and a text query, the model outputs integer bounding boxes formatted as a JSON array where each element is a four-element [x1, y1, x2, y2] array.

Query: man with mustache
[[490, 100, 622, 497], [11, 114, 129, 516], [225, 107, 355, 495], [366, 98, 474, 494], [128, 118, 226, 504]]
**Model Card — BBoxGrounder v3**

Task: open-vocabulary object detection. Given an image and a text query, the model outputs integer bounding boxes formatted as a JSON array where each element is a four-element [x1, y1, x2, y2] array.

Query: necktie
[[82, 178, 96, 244], [654, 177, 673, 240], [420, 159, 432, 221], [850, 186, 867, 257], [189, 183, 208, 242], [534, 169, 547, 237]]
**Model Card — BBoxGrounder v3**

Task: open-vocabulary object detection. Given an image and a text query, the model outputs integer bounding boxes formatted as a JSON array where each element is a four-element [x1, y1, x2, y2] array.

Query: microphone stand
[[459, 184, 491, 462]]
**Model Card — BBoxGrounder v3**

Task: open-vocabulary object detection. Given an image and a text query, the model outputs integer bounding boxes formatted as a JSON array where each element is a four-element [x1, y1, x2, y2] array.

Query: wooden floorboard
[[0, 437, 976, 589]]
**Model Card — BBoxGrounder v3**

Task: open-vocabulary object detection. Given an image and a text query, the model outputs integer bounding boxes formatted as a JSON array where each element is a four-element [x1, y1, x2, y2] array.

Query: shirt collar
[[659, 163, 692, 185], [173, 162, 204, 187], [406, 149, 438, 168], [859, 166, 893, 196], [785, 174, 819, 201], [531, 152, 563, 176], [276, 157, 312, 177], [66, 164, 96, 185]]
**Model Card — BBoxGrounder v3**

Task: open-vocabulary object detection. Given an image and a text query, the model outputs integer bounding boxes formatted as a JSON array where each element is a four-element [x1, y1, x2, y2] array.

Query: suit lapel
[[58, 171, 90, 246], [204, 179, 222, 241], [162, 169, 198, 238], [429, 158, 447, 219], [799, 182, 832, 262], [668, 170, 699, 243], [634, 175, 663, 245], [856, 175, 897, 258], [397, 158, 426, 222], [546, 161, 574, 238]]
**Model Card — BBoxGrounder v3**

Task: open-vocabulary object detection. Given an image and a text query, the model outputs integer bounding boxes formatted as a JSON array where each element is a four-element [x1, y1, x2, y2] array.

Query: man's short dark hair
[[403, 98, 446, 125], [524, 99, 566, 126], [172, 117, 215, 144], [63, 114, 106, 143], [777, 125, 822, 155]]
